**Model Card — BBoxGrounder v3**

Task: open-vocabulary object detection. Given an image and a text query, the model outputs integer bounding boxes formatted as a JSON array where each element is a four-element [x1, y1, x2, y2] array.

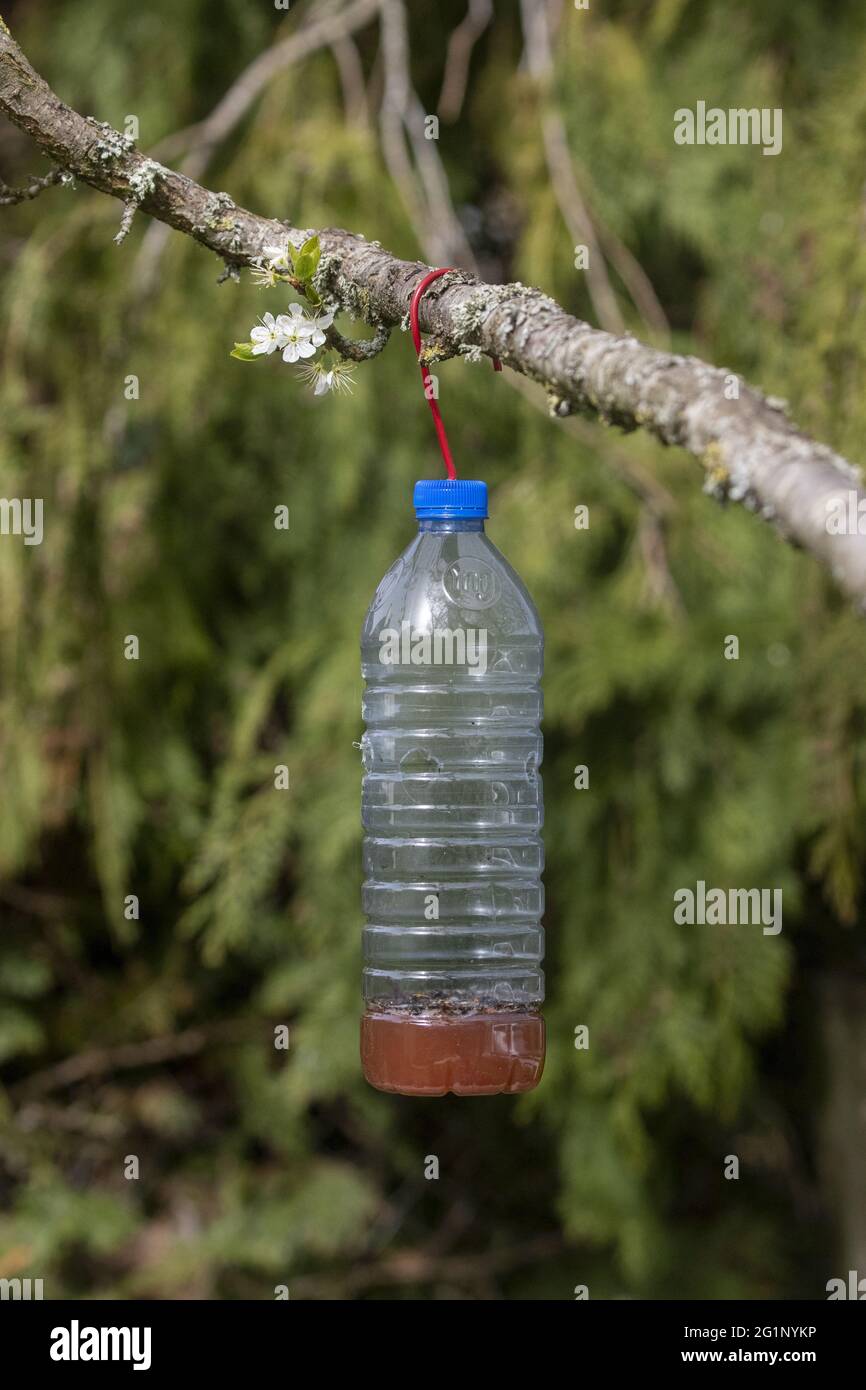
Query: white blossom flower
[[249, 311, 286, 356], [304, 308, 334, 348], [297, 358, 356, 396], [277, 305, 317, 362], [265, 243, 292, 271], [250, 263, 281, 289], [250, 242, 292, 287]]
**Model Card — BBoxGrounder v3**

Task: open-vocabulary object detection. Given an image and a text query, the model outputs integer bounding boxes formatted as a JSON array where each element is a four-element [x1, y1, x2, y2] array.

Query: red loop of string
[[409, 268, 502, 482]]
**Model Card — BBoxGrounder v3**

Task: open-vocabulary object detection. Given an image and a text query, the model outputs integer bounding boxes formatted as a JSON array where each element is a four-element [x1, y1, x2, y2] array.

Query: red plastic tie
[[409, 268, 502, 481]]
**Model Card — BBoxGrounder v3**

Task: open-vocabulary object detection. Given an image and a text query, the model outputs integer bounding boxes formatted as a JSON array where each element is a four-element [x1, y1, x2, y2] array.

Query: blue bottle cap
[[413, 479, 488, 519]]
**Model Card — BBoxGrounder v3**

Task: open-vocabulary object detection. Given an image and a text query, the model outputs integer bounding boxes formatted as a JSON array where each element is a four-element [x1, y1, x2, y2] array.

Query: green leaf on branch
[[291, 235, 321, 284], [230, 342, 259, 361]]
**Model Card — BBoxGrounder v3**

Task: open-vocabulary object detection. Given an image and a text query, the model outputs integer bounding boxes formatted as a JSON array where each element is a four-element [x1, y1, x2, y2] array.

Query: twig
[[134, 0, 381, 291], [331, 34, 370, 129], [520, 1, 669, 342], [438, 0, 493, 123], [13, 1022, 247, 1099], [506, 368, 685, 614], [0, 165, 65, 205], [378, 0, 476, 270], [597, 222, 670, 344], [519, 0, 624, 334], [326, 320, 391, 361], [539, 105, 625, 334], [113, 196, 137, 243], [175, 0, 381, 184], [2, 21, 866, 605]]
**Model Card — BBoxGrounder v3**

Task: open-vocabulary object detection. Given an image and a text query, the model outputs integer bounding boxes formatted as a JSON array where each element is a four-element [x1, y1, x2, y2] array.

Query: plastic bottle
[[360, 478, 544, 1096]]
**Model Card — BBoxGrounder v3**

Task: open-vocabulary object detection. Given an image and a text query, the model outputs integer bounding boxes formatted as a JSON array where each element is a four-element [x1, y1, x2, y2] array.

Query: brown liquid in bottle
[[361, 1009, 545, 1096]]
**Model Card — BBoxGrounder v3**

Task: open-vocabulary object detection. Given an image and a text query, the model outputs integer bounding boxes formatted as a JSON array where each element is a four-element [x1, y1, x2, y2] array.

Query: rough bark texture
[[3, 19, 866, 605]]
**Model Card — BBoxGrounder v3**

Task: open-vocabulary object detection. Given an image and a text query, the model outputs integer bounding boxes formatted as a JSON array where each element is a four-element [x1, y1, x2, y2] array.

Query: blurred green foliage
[[0, 0, 865, 1298]]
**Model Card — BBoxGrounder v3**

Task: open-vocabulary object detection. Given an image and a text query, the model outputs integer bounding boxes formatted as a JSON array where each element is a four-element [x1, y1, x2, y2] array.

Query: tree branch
[[13, 1021, 249, 1099], [133, 0, 382, 291], [0, 164, 66, 204], [437, 0, 493, 124], [2, 19, 866, 606], [519, 0, 670, 343], [161, 0, 382, 185]]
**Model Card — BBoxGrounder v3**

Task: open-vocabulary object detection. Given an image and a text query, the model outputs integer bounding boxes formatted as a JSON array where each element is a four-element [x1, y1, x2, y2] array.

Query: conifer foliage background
[[1, 0, 865, 1298]]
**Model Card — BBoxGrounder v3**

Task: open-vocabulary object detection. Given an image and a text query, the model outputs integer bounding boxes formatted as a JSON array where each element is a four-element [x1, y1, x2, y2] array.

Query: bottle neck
[[417, 517, 485, 533]]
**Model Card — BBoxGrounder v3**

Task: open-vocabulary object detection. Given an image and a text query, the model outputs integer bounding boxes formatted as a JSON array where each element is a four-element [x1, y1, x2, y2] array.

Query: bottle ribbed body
[[360, 516, 544, 1094]]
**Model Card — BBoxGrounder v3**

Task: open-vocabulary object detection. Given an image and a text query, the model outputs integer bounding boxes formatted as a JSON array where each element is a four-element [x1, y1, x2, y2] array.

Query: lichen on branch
[[2, 20, 866, 605]]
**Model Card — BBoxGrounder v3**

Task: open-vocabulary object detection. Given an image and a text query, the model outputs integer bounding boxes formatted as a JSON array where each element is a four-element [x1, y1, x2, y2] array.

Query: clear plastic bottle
[[360, 479, 544, 1096]]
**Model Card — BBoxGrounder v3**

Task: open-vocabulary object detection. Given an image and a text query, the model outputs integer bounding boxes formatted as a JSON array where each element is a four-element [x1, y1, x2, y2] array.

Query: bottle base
[[361, 1010, 545, 1097]]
